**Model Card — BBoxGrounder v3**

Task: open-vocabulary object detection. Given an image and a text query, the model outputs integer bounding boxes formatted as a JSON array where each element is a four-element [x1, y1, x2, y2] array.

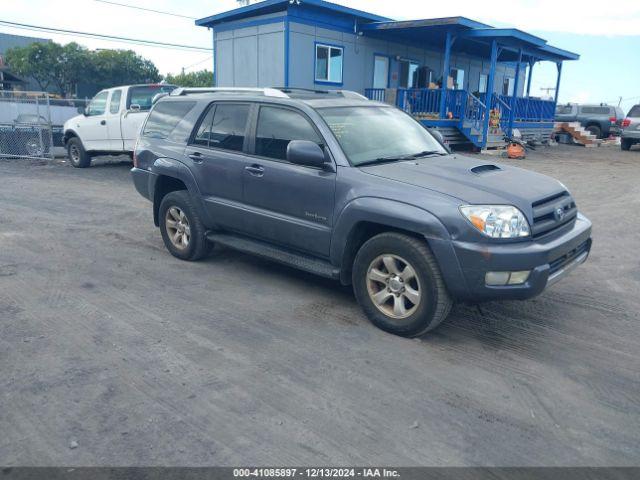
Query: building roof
[[195, 1, 579, 62]]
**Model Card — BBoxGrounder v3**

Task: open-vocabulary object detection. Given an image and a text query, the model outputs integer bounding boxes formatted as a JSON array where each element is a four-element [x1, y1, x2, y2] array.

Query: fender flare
[[331, 197, 469, 297], [150, 158, 213, 227], [62, 129, 81, 146]]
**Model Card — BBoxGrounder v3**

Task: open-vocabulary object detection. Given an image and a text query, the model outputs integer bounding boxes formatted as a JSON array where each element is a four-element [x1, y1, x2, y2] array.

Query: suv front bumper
[[440, 213, 592, 302]]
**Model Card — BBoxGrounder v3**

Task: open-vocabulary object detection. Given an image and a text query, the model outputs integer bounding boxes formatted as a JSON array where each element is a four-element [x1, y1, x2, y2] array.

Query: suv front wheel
[[159, 190, 211, 261], [352, 232, 452, 337]]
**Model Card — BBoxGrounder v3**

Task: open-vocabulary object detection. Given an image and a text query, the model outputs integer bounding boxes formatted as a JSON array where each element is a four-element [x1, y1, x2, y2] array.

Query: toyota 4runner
[[131, 87, 592, 337]]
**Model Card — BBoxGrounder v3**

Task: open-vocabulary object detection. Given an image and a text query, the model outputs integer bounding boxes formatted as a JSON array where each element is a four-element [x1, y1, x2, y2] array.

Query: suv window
[[200, 103, 251, 152], [109, 90, 122, 114], [628, 105, 640, 117], [142, 101, 195, 139], [580, 106, 610, 115], [86, 91, 108, 116], [555, 105, 573, 115], [255, 106, 322, 161]]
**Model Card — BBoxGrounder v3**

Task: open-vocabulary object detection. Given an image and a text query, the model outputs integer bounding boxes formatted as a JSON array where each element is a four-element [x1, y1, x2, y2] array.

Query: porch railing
[[364, 88, 386, 102], [491, 94, 512, 133], [394, 89, 467, 119], [463, 93, 486, 133], [499, 95, 555, 122]]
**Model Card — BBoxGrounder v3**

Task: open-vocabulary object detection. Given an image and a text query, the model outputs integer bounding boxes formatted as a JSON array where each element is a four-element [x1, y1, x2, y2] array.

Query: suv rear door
[[185, 101, 252, 231], [240, 104, 336, 257]]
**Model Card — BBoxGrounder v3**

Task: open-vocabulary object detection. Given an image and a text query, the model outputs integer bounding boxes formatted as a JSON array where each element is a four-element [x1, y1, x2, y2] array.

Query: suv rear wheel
[[67, 137, 92, 168], [621, 138, 634, 151], [352, 232, 452, 337], [159, 190, 211, 261]]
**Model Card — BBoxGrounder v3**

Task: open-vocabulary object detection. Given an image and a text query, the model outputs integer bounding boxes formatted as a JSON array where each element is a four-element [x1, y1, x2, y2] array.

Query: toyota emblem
[[554, 207, 566, 221]]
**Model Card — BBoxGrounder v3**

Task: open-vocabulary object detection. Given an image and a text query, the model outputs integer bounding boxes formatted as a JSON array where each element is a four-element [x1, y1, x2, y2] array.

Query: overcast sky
[[2, 0, 639, 111]]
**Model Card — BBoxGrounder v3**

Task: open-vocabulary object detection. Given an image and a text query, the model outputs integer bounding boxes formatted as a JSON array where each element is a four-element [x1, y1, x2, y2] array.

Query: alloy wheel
[[366, 254, 422, 319], [165, 206, 191, 250]]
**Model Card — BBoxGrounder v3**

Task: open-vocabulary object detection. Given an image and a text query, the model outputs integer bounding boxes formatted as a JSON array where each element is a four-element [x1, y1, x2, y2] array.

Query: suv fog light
[[485, 271, 531, 286], [508, 271, 530, 285]]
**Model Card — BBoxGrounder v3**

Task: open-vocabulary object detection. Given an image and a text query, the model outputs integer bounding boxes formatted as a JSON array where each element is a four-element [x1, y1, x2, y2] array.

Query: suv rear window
[[128, 85, 176, 111], [142, 101, 195, 139], [628, 105, 640, 117]]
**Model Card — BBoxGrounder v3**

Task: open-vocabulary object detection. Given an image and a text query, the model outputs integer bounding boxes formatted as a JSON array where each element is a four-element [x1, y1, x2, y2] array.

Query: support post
[[526, 60, 534, 97], [507, 48, 523, 136], [284, 17, 290, 88], [554, 62, 562, 105], [481, 39, 498, 149], [439, 31, 452, 119]]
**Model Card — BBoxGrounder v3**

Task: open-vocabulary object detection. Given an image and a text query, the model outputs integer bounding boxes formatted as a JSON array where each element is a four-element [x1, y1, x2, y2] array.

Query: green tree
[[92, 49, 161, 90], [5, 42, 59, 92], [165, 70, 213, 88]]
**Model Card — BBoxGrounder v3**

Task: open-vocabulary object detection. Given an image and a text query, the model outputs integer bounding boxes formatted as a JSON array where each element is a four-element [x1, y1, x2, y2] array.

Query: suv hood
[[360, 154, 566, 214]]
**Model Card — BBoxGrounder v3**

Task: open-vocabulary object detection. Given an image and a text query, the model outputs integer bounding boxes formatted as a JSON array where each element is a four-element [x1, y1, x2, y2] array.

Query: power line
[[182, 56, 213, 71], [93, 0, 197, 20], [0, 20, 211, 52]]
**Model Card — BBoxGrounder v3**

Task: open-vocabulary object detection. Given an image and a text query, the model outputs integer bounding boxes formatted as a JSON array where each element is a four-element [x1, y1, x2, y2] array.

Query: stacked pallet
[[554, 122, 601, 147]]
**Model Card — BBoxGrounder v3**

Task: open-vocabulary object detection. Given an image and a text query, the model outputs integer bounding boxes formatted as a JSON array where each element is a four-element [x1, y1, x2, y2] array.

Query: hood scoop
[[471, 164, 502, 175]]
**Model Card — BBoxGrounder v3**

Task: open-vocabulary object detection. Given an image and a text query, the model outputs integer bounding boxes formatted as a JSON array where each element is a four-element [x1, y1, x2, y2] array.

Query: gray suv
[[555, 103, 625, 138], [621, 104, 640, 151], [131, 87, 592, 337]]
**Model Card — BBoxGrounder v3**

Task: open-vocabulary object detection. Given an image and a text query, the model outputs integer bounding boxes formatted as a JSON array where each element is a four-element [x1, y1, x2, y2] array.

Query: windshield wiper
[[410, 150, 448, 158], [356, 155, 414, 167]]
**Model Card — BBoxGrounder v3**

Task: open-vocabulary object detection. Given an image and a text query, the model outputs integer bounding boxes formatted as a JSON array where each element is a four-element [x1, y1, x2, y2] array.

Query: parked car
[[63, 84, 176, 167], [0, 114, 60, 157], [131, 87, 592, 337], [621, 104, 640, 151], [555, 103, 625, 139]]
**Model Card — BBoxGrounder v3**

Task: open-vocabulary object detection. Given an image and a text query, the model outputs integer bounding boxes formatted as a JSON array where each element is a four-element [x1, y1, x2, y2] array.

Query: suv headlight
[[460, 205, 530, 238]]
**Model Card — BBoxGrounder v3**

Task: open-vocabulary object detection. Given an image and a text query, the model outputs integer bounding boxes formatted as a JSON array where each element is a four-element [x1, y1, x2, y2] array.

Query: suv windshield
[[318, 106, 446, 166]]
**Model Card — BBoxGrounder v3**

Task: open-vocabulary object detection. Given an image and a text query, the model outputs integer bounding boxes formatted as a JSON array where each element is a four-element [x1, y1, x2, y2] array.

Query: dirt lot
[[1, 145, 639, 466]]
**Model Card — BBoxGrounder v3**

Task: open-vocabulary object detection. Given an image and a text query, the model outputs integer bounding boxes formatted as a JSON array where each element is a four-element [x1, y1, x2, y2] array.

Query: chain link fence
[[0, 91, 90, 160]]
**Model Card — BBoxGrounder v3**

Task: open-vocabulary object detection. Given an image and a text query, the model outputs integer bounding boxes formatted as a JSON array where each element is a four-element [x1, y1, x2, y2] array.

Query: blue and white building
[[196, 0, 579, 149]]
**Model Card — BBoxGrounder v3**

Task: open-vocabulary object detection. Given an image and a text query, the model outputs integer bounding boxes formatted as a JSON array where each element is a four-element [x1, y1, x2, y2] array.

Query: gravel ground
[[0, 145, 639, 466]]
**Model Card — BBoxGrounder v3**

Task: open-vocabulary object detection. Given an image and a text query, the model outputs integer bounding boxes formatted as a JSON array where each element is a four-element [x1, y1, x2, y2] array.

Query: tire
[[67, 137, 92, 168], [352, 232, 453, 337], [585, 124, 602, 139], [158, 190, 211, 261], [621, 138, 633, 151]]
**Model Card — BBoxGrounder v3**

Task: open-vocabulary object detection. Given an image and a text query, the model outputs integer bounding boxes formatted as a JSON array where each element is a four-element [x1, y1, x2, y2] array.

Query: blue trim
[[361, 17, 491, 31], [212, 15, 286, 33], [481, 39, 498, 149], [212, 29, 216, 86], [313, 41, 344, 86], [439, 31, 452, 118], [284, 17, 290, 87], [287, 15, 356, 35], [372, 53, 391, 89], [196, 0, 390, 27]]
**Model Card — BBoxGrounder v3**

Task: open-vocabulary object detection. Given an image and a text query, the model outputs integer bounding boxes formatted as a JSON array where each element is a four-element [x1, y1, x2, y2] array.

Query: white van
[[63, 84, 176, 167]]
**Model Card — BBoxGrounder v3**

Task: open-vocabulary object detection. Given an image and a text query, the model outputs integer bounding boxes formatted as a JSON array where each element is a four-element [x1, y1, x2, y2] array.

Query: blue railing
[[499, 95, 555, 122], [491, 94, 512, 133], [395, 88, 441, 117], [464, 93, 486, 133], [364, 88, 386, 102]]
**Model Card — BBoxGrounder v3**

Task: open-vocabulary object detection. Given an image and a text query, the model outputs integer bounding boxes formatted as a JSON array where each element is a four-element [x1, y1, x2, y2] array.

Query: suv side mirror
[[129, 103, 141, 112], [287, 140, 327, 168]]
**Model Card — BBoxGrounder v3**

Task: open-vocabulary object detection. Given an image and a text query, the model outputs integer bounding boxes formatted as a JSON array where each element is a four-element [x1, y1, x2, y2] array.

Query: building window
[[399, 59, 419, 88], [373, 55, 389, 89], [450, 68, 465, 90], [315, 44, 343, 84], [478, 74, 488, 94], [503, 77, 515, 96]]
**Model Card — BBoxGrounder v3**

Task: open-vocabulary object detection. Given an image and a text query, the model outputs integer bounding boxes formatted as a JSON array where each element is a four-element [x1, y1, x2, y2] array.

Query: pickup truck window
[[128, 85, 176, 111], [319, 106, 446, 166], [87, 91, 108, 116], [109, 90, 122, 114], [255, 106, 322, 161], [142, 101, 195, 139]]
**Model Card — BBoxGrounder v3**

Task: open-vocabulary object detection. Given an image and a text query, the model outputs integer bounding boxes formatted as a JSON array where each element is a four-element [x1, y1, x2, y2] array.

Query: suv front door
[[185, 102, 252, 231], [241, 105, 336, 257]]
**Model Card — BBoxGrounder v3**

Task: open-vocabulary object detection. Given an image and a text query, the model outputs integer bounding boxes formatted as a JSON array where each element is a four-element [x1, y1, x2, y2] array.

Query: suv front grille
[[531, 191, 577, 238]]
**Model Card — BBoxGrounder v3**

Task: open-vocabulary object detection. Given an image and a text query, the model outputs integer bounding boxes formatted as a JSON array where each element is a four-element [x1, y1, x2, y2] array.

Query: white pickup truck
[[63, 84, 176, 168]]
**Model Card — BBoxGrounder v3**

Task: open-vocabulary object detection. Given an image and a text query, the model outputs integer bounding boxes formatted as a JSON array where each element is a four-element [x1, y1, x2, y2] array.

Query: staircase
[[458, 121, 506, 150], [554, 122, 601, 147]]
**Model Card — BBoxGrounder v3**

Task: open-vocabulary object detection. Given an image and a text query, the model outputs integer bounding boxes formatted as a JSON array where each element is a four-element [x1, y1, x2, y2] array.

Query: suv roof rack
[[170, 87, 289, 98], [169, 87, 368, 101]]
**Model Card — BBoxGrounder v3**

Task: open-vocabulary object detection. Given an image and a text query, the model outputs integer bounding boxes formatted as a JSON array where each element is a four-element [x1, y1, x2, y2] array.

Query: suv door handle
[[188, 152, 204, 164], [245, 164, 264, 177]]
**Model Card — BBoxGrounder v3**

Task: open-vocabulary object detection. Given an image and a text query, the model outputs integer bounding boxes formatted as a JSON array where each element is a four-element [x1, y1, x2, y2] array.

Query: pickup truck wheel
[[67, 137, 91, 168], [585, 125, 601, 138], [352, 232, 452, 337], [159, 190, 211, 261], [621, 138, 633, 151]]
